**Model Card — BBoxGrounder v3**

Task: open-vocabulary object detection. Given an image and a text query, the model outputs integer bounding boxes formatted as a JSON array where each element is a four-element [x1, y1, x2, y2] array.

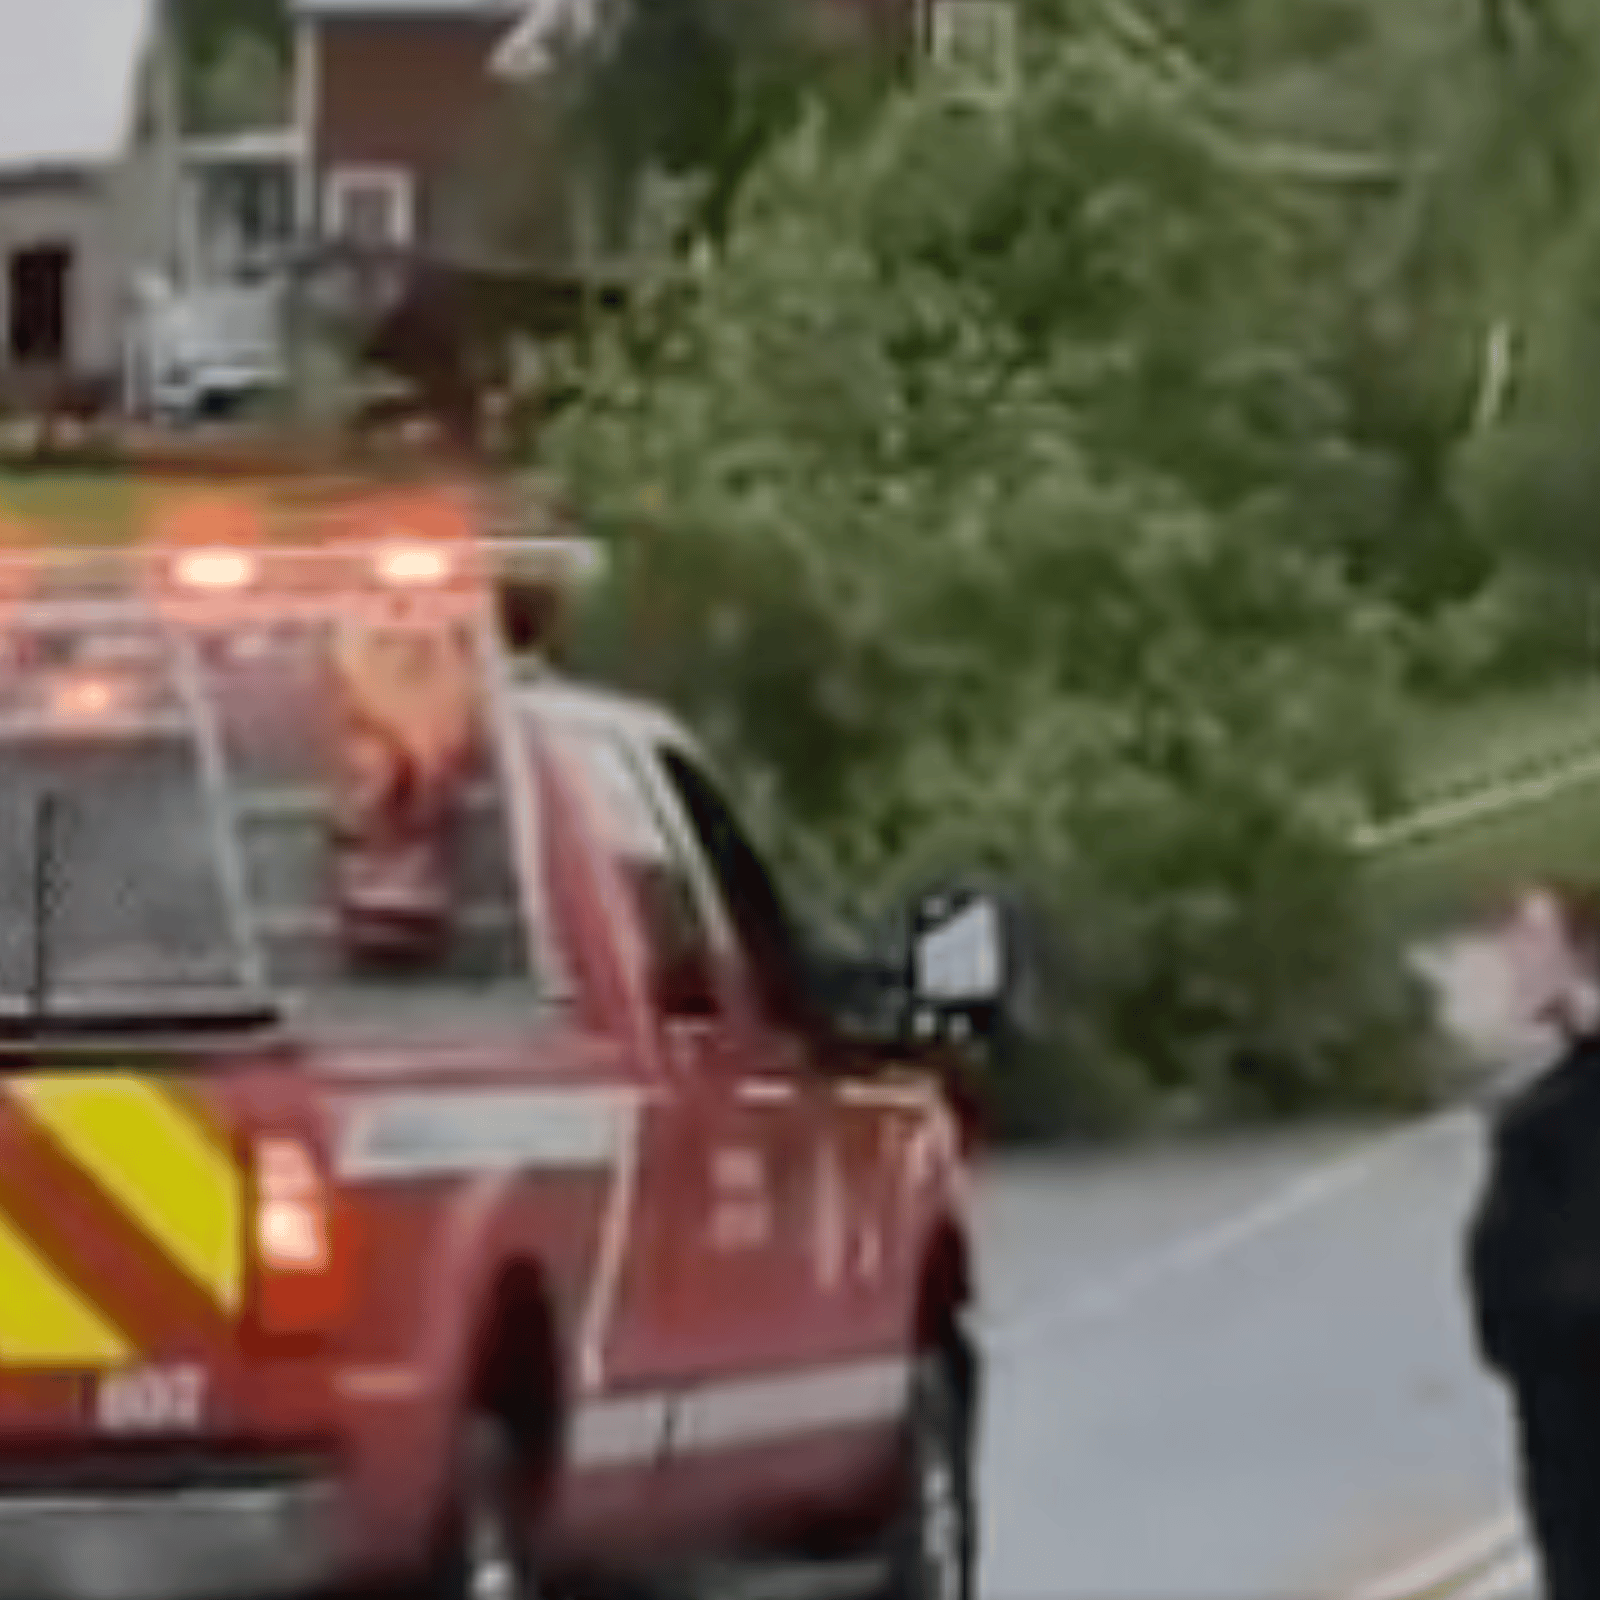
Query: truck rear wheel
[[881, 1352, 976, 1600], [418, 1412, 539, 1600]]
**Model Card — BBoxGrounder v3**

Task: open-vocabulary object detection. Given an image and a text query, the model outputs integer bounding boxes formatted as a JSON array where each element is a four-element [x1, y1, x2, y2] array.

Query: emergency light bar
[[0, 536, 606, 649]]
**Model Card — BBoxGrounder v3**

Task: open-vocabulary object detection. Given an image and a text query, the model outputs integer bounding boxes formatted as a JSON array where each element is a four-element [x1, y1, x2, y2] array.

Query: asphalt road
[[971, 1111, 1522, 1600], [966, 930, 1559, 1600]]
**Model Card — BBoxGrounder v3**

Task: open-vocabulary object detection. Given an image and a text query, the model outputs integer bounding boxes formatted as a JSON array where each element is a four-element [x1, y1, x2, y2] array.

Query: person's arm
[[1466, 1131, 1521, 1376], [1467, 1107, 1594, 1374]]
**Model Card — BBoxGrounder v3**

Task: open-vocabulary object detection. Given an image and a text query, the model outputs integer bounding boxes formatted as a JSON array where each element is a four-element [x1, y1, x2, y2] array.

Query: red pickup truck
[[0, 522, 988, 1600]]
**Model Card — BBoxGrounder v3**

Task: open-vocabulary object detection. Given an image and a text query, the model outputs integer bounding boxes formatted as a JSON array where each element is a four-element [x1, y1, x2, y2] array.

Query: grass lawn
[[0, 470, 153, 544], [0, 466, 390, 546]]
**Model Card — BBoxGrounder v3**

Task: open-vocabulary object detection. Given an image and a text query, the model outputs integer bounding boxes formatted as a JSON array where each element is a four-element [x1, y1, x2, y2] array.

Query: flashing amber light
[[331, 487, 480, 597], [174, 549, 257, 592], [147, 493, 267, 622], [49, 675, 120, 724], [375, 543, 453, 588]]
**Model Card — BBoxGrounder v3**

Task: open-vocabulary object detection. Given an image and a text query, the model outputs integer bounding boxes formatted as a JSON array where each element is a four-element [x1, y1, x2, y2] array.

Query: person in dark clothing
[[1467, 881, 1600, 1600]]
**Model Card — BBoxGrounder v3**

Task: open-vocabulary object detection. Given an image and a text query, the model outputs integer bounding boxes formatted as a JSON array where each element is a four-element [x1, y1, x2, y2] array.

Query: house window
[[193, 162, 296, 280], [324, 166, 415, 248], [8, 244, 73, 366]]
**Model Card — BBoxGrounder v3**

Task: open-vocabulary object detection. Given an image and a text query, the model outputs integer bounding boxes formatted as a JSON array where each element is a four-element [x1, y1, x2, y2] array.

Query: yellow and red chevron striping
[[0, 1110, 235, 1360], [0, 1074, 245, 1370]]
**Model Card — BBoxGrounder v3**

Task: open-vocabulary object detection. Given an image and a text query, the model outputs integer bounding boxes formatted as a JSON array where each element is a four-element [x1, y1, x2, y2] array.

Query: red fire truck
[[0, 491, 990, 1600]]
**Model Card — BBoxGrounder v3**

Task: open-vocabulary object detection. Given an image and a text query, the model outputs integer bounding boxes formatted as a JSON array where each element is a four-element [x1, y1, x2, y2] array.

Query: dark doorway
[[8, 245, 72, 365]]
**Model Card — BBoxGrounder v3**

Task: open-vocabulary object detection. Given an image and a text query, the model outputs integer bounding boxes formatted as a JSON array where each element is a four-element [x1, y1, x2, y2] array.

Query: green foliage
[[1360, 0, 1600, 677], [172, 0, 291, 133], [546, 0, 894, 249], [527, 0, 1600, 1140], [546, 20, 1445, 1137]]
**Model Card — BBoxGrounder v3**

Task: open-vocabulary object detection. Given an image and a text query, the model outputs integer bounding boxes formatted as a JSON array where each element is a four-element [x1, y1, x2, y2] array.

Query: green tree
[[546, 19, 1436, 1137], [539, 0, 902, 253], [171, 0, 291, 133], [1441, 0, 1600, 677]]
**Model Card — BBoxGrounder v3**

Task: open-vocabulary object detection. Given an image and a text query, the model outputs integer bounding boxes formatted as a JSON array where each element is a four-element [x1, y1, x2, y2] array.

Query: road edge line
[[1346, 1513, 1523, 1600], [1450, 1547, 1535, 1600]]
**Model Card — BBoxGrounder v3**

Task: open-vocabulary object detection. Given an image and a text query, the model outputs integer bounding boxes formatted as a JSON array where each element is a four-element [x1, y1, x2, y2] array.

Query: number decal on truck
[[96, 1364, 207, 1434]]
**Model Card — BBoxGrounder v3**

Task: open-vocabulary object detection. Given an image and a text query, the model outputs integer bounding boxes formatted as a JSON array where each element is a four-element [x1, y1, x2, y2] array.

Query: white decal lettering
[[96, 1365, 207, 1434], [709, 1145, 773, 1251], [813, 1142, 847, 1292]]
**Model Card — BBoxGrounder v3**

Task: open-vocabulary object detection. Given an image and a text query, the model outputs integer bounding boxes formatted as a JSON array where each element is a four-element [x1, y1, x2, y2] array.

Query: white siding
[[0, 183, 122, 374], [0, 0, 178, 385]]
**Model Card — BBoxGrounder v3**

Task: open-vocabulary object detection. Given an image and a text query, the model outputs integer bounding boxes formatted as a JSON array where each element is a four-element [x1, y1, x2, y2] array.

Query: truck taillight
[[257, 1138, 330, 1269], [253, 1137, 346, 1335]]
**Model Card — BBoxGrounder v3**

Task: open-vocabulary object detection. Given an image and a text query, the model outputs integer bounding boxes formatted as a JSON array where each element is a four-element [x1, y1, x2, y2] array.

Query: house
[[289, 0, 936, 273], [264, 0, 964, 442], [0, 0, 180, 403], [0, 0, 995, 430], [283, 0, 623, 448], [290, 0, 536, 260], [275, 0, 961, 450], [0, 0, 542, 422]]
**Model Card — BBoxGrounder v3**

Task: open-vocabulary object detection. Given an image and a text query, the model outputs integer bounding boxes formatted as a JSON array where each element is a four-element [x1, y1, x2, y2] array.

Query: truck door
[[545, 725, 799, 1389], [647, 747, 910, 1510]]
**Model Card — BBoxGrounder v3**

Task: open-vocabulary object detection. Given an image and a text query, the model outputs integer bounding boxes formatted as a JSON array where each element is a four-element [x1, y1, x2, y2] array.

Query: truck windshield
[[0, 611, 539, 1022]]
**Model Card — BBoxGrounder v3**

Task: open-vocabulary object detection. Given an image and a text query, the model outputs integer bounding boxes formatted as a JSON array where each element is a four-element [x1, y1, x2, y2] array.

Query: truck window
[[200, 619, 535, 1006], [0, 612, 544, 1026], [0, 732, 242, 1001], [657, 749, 812, 1032], [558, 729, 718, 1018]]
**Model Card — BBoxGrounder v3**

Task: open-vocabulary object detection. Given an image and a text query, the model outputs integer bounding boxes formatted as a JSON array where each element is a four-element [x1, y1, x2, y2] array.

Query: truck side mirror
[[909, 891, 1007, 1046]]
